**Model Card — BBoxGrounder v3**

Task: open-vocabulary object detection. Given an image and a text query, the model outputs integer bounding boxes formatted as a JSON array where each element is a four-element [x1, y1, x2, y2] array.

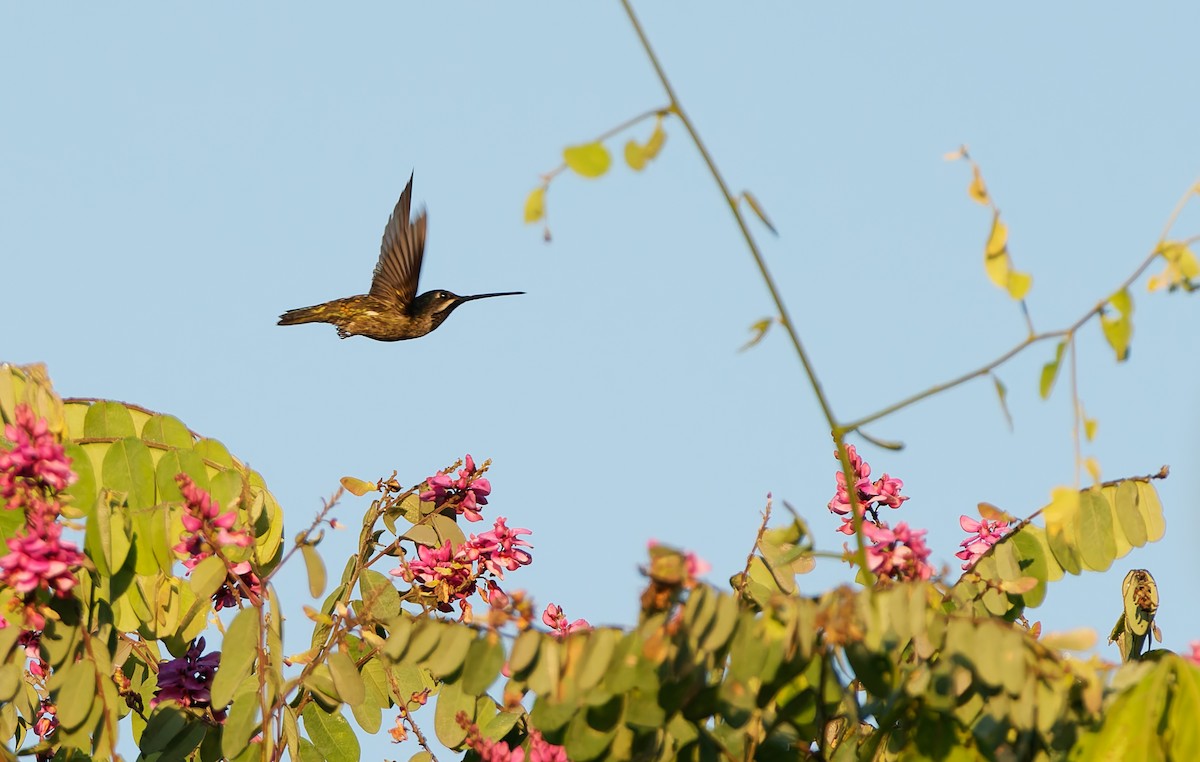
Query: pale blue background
[[3, 4, 1199, 759]]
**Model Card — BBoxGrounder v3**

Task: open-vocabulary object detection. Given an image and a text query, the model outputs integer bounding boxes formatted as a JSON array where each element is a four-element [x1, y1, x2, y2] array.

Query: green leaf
[[301, 544, 327, 598], [328, 648, 366, 705], [461, 633, 505, 695], [433, 681, 475, 748], [193, 438, 234, 468], [139, 705, 204, 757], [742, 190, 777, 235], [141, 414, 194, 448], [221, 682, 261, 761], [302, 703, 361, 762], [575, 629, 619, 690], [1038, 341, 1067, 400], [101, 437, 156, 510], [991, 374, 1013, 430], [1007, 530, 1049, 607], [1101, 313, 1132, 362], [357, 568, 400, 621], [509, 630, 541, 676], [1076, 489, 1116, 572], [563, 142, 612, 179], [83, 401, 136, 438], [188, 555, 228, 602], [1136, 481, 1165, 542], [211, 608, 259, 709], [55, 659, 97, 729], [61, 441, 96, 517], [1113, 480, 1148, 548], [739, 318, 773, 352], [423, 623, 473, 678]]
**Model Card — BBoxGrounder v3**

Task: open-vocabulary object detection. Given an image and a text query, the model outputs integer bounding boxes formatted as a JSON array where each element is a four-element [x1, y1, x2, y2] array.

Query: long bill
[[458, 291, 525, 302]]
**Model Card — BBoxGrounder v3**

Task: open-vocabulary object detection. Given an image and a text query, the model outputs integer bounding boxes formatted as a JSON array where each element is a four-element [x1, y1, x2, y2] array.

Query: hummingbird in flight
[[278, 174, 523, 341]]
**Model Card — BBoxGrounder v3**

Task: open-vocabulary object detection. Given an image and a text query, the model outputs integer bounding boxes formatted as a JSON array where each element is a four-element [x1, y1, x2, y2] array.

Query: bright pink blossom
[[0, 520, 83, 597], [827, 445, 909, 527], [172, 474, 253, 571], [468, 517, 533, 578], [542, 603, 591, 639], [393, 540, 478, 613], [861, 522, 933, 582], [955, 514, 1011, 570], [420, 454, 492, 522], [0, 404, 75, 506]]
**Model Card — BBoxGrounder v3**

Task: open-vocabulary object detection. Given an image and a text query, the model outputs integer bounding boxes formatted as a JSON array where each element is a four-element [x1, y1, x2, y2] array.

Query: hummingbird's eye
[[439, 291, 449, 298]]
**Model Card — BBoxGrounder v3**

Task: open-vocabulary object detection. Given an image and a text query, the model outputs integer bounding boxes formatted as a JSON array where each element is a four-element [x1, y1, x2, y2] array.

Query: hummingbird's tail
[[278, 304, 329, 326]]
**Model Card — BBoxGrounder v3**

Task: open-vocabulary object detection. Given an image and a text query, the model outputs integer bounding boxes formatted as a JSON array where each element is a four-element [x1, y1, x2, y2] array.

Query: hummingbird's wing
[[369, 172, 426, 309]]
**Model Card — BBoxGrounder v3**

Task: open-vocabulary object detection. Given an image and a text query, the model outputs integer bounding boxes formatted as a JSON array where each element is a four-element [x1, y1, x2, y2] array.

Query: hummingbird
[[278, 173, 523, 341]]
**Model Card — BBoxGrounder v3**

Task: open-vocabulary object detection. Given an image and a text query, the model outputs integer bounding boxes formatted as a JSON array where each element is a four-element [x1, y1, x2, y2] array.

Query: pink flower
[[542, 603, 591, 639], [0, 404, 75, 505], [419, 454, 492, 522], [1186, 641, 1200, 666], [392, 540, 478, 613], [173, 474, 253, 572], [211, 561, 263, 611], [153, 637, 221, 709], [828, 445, 910, 538], [468, 517, 533, 578], [955, 514, 1011, 570], [860, 521, 933, 582], [0, 520, 83, 597]]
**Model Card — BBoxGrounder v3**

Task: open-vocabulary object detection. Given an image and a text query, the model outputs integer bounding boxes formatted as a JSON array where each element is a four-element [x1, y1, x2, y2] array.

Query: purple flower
[[152, 637, 221, 709]]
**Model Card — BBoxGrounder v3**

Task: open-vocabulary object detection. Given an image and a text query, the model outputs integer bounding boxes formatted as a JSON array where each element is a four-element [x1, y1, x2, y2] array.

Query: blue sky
[[3, 3, 1199, 758]]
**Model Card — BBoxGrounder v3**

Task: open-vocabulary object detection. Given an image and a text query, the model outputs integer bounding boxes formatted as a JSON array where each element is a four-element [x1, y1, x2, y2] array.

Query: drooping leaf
[[523, 186, 546, 224], [328, 648, 366, 705], [302, 703, 361, 762], [1039, 341, 1067, 400], [990, 374, 1012, 430], [211, 608, 259, 709], [301, 544, 327, 598], [968, 165, 989, 205], [1076, 489, 1116, 572], [739, 318, 773, 352], [563, 142, 612, 179], [983, 213, 1009, 288], [742, 190, 777, 235]]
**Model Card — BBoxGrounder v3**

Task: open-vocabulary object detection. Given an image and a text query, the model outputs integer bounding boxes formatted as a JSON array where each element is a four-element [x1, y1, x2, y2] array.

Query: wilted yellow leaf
[[1149, 242, 1200, 291], [1108, 287, 1133, 316], [969, 165, 989, 205], [339, 476, 377, 497], [1083, 415, 1098, 442], [563, 142, 612, 179], [1039, 627, 1097, 651], [523, 186, 546, 224], [984, 214, 1009, 288], [1006, 270, 1033, 300], [1084, 457, 1101, 483], [977, 502, 1015, 523], [743, 191, 777, 235], [624, 140, 648, 171], [739, 318, 773, 352], [644, 116, 666, 159]]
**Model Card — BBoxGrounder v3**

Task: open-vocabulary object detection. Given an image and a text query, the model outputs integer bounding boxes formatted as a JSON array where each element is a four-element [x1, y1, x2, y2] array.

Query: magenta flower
[[860, 521, 933, 582], [419, 454, 492, 522], [392, 540, 479, 613], [542, 603, 591, 639], [172, 474, 253, 572], [460, 716, 568, 762], [0, 520, 83, 597], [211, 561, 263, 611], [955, 514, 1011, 570], [828, 445, 911, 539], [152, 637, 221, 709], [468, 517, 533, 578], [0, 404, 75, 506]]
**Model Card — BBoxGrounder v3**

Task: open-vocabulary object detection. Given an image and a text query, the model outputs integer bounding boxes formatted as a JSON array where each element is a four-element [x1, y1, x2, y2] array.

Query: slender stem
[[619, 0, 839, 435]]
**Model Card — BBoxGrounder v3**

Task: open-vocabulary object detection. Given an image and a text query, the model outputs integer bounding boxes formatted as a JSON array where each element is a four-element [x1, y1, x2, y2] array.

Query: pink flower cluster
[[0, 405, 85, 630], [828, 444, 932, 583], [955, 515, 1011, 570], [390, 516, 532, 618], [828, 444, 908, 534], [420, 454, 492, 522], [173, 474, 260, 610], [459, 714, 569, 762], [542, 603, 591, 639]]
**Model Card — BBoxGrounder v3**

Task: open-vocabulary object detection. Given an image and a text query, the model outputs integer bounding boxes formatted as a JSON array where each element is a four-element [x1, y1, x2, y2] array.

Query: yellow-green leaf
[[1039, 341, 1067, 400], [302, 544, 326, 598], [339, 476, 376, 497], [523, 186, 546, 224], [742, 190, 777, 235], [984, 213, 1009, 288], [739, 318, 773, 352], [623, 117, 667, 172], [1100, 312, 1132, 362], [563, 142, 611, 179], [991, 374, 1012, 430]]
